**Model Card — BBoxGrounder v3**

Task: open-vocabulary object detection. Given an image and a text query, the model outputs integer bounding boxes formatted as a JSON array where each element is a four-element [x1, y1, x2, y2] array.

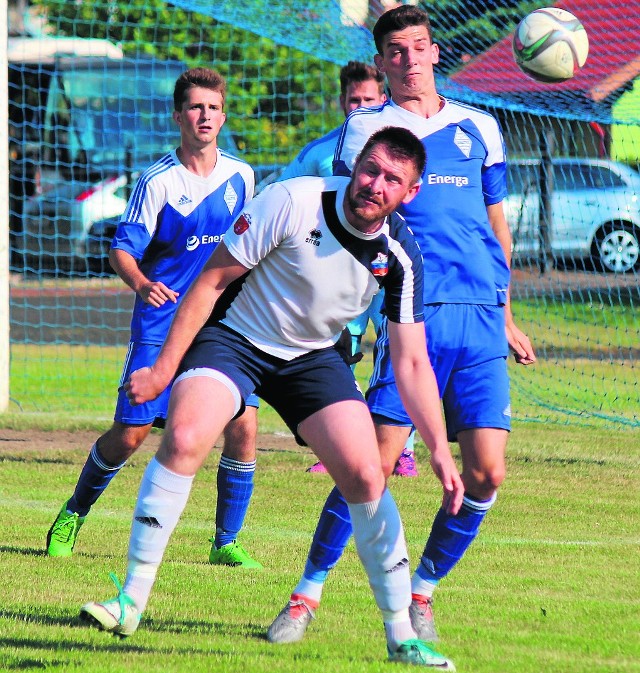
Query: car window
[[554, 163, 626, 191], [583, 165, 625, 189], [507, 163, 538, 194]]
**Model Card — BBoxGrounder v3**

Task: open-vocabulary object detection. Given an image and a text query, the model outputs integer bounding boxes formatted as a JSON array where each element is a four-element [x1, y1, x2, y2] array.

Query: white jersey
[[211, 176, 424, 360]]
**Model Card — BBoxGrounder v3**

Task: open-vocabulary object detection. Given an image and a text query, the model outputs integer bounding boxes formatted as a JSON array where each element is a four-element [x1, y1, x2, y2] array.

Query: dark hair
[[373, 5, 433, 54], [358, 126, 427, 181], [173, 67, 226, 111], [339, 60, 385, 97]]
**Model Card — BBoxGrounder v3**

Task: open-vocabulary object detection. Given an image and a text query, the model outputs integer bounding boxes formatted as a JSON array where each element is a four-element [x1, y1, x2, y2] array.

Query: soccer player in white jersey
[[279, 61, 418, 477], [268, 4, 536, 646], [46, 67, 262, 569], [78, 127, 463, 669]]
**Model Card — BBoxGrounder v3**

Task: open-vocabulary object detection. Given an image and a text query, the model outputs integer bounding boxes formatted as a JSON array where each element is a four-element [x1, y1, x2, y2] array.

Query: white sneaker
[[267, 597, 315, 643], [409, 595, 439, 641], [79, 573, 141, 637]]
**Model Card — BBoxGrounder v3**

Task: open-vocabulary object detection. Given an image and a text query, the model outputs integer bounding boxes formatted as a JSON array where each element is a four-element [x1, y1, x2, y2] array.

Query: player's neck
[[394, 92, 444, 119], [176, 142, 219, 178]]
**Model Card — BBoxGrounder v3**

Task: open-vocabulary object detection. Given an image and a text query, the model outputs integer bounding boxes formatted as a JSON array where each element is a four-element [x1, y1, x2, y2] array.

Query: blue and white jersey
[[112, 148, 254, 344], [279, 127, 341, 180], [212, 176, 424, 360], [334, 99, 510, 306]]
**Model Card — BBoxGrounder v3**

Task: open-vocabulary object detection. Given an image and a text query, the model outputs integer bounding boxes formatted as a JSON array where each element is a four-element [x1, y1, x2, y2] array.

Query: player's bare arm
[[487, 202, 537, 366], [387, 320, 464, 515], [109, 247, 179, 308], [125, 243, 250, 404]]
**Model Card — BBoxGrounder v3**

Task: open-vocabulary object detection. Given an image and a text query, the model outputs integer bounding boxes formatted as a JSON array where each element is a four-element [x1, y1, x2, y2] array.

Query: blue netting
[[170, 0, 640, 125]]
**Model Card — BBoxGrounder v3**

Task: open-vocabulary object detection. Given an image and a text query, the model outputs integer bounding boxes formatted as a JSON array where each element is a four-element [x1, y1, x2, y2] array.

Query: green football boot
[[208, 539, 263, 569], [46, 500, 86, 557]]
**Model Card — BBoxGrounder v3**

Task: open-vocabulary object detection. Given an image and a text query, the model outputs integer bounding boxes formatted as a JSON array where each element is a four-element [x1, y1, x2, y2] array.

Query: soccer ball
[[512, 8, 589, 83]]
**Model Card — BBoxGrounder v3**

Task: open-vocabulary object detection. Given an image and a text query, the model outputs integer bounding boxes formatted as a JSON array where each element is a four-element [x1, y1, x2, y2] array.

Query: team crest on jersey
[[454, 127, 472, 158], [305, 228, 322, 247], [234, 214, 250, 234], [371, 252, 388, 277], [224, 181, 238, 214]]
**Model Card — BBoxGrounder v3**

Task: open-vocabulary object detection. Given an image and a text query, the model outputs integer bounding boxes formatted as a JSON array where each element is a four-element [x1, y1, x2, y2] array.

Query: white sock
[[411, 574, 437, 599], [123, 457, 194, 612], [404, 429, 416, 454], [293, 577, 325, 603], [347, 488, 413, 649], [385, 618, 418, 651]]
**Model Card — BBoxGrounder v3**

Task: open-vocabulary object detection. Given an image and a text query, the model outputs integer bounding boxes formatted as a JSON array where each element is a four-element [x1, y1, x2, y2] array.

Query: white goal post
[[0, 0, 9, 412]]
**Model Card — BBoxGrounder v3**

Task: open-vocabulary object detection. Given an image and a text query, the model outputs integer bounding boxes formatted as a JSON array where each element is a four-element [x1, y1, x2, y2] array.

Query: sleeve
[[279, 153, 309, 180], [481, 116, 508, 205], [280, 133, 336, 180], [223, 182, 294, 269], [382, 225, 424, 324], [243, 164, 256, 203], [110, 172, 166, 260], [333, 115, 366, 177]]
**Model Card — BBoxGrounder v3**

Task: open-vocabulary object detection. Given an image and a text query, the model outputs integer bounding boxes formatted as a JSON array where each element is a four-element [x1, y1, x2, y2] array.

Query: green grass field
[[1, 422, 639, 673], [3, 295, 639, 671]]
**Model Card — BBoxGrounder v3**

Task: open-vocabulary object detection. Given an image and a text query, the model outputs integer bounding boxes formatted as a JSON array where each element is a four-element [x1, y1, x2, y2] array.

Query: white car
[[505, 157, 640, 273]]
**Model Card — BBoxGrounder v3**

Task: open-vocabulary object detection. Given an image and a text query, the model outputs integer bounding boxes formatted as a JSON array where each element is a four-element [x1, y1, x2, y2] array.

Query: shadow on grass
[[0, 545, 48, 557]]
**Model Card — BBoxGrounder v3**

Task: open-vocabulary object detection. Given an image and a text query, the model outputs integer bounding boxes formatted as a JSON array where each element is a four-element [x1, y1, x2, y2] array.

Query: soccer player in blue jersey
[[268, 4, 536, 645], [279, 60, 386, 181], [46, 67, 262, 569], [78, 127, 464, 669], [279, 61, 418, 477]]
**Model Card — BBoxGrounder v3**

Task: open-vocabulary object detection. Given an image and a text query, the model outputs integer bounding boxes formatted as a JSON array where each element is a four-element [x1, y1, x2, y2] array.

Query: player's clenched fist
[[125, 367, 168, 405]]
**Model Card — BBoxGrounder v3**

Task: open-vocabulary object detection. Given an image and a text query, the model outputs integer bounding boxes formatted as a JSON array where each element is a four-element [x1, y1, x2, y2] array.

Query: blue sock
[[214, 455, 256, 548], [67, 442, 126, 517], [304, 486, 353, 582], [416, 493, 497, 582]]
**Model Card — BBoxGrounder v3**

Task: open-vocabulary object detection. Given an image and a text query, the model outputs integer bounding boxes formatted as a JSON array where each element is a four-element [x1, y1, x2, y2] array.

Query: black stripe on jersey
[[321, 191, 389, 288], [204, 270, 252, 327]]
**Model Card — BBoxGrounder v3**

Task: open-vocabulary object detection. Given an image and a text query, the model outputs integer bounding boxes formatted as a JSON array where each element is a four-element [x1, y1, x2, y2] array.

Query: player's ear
[[431, 42, 440, 65], [173, 110, 182, 126], [401, 182, 421, 205], [374, 53, 384, 73]]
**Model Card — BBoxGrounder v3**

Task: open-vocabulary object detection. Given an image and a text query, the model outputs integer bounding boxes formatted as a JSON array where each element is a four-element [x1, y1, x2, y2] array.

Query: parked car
[[10, 38, 275, 275], [505, 157, 640, 273]]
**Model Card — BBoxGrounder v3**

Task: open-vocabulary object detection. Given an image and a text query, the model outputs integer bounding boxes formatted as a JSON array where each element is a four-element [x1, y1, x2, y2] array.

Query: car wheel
[[592, 223, 640, 273]]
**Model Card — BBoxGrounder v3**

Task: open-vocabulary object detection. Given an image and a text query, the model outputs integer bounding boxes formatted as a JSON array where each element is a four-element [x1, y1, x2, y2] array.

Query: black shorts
[[178, 324, 365, 444]]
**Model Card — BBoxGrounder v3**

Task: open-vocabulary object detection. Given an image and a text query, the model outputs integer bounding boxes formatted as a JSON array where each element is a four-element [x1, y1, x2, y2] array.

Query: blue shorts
[[367, 304, 510, 442], [178, 324, 365, 445], [114, 341, 259, 428]]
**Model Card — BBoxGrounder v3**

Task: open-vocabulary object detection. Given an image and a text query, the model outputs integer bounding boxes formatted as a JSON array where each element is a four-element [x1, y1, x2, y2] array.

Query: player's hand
[[429, 445, 464, 515], [125, 366, 167, 405], [506, 321, 536, 365], [140, 281, 179, 308]]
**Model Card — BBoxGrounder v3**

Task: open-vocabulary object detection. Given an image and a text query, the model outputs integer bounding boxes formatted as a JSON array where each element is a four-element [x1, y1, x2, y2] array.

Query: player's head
[[357, 126, 426, 182], [372, 5, 439, 99], [373, 5, 434, 54], [173, 68, 227, 146], [339, 60, 387, 117], [173, 68, 226, 112], [346, 126, 425, 229]]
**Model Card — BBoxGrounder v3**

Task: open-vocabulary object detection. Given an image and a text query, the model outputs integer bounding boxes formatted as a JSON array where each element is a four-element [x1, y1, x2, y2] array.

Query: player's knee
[[342, 463, 385, 503], [99, 425, 149, 462], [380, 455, 396, 478], [465, 465, 505, 498]]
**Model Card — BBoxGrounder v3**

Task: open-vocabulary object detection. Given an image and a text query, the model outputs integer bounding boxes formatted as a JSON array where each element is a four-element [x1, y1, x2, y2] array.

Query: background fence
[[5, 0, 639, 428]]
